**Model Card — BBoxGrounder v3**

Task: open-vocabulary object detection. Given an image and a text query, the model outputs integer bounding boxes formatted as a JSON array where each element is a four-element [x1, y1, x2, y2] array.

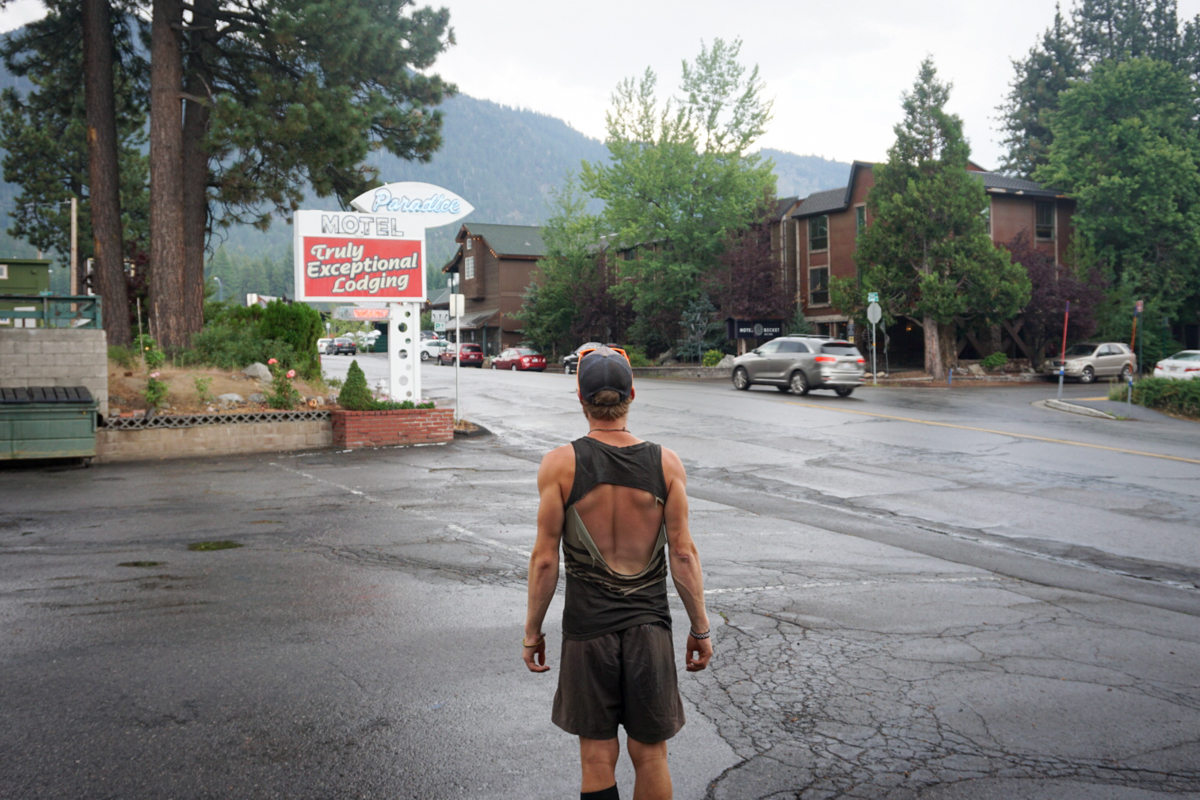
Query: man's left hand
[[523, 637, 549, 673]]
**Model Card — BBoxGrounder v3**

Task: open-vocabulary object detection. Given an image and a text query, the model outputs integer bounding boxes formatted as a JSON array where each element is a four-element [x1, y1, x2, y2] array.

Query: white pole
[[454, 274, 461, 424], [70, 197, 78, 302]]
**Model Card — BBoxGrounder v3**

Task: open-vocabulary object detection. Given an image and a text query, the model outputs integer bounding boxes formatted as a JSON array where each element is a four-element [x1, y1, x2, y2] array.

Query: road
[[2, 357, 1197, 799]]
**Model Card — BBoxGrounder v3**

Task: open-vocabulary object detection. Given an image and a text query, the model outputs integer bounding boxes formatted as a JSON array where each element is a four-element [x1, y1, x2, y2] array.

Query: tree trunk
[[149, 0, 187, 351], [923, 314, 944, 379], [182, 0, 217, 334], [82, 0, 132, 346]]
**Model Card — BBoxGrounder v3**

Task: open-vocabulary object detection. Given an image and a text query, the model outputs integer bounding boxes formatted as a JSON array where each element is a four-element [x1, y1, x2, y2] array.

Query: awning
[[453, 309, 499, 330]]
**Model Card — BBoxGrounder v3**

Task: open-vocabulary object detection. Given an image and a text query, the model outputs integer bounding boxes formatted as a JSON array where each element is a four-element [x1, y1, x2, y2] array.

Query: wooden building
[[441, 223, 545, 355]]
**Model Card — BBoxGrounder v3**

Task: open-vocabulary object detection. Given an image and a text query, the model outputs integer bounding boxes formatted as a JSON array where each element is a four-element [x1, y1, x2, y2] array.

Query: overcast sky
[[5, 0, 1200, 171]]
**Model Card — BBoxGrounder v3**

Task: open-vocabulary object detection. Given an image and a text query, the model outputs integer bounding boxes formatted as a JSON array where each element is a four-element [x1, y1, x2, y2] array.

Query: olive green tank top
[[561, 436, 672, 640]]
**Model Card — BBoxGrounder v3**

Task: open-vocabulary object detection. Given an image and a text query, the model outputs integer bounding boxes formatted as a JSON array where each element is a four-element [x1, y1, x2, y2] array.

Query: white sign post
[[293, 182, 473, 404], [867, 302, 882, 386]]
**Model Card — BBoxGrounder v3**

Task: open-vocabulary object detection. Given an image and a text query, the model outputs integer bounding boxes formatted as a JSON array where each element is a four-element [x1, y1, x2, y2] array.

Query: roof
[[775, 196, 799, 217], [455, 308, 500, 329], [459, 223, 545, 258], [790, 160, 1063, 220], [975, 172, 1063, 198], [426, 286, 451, 307]]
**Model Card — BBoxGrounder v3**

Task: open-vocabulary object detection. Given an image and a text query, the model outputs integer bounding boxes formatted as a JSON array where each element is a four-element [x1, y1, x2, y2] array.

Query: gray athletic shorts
[[551, 622, 685, 743]]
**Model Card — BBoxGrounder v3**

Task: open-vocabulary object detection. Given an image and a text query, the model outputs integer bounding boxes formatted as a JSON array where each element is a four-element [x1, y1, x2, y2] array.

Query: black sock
[[581, 785, 619, 800]]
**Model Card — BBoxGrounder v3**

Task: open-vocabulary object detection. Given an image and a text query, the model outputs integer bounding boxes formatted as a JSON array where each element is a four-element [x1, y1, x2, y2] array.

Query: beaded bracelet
[[690, 629, 711, 640]]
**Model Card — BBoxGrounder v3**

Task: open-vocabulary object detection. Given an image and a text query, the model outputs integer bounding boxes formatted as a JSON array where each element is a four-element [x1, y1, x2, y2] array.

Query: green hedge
[[1109, 377, 1200, 418]]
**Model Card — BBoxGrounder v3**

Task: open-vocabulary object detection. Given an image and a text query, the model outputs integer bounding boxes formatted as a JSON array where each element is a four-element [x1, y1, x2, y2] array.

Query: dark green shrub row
[[178, 300, 322, 380], [1110, 377, 1200, 418]]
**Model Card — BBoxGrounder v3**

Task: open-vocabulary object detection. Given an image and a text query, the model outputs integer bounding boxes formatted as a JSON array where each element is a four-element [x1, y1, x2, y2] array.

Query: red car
[[491, 347, 547, 372], [438, 342, 484, 367]]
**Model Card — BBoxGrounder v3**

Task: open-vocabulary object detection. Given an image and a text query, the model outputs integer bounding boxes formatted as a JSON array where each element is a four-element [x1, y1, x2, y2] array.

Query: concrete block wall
[[332, 408, 454, 448], [95, 419, 332, 463], [0, 328, 108, 414]]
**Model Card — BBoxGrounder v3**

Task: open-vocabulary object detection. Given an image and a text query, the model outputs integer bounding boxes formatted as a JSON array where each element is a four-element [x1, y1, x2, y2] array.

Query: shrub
[[135, 334, 165, 369], [144, 372, 169, 410], [625, 346, 650, 368], [981, 352, 1009, 370], [702, 349, 725, 367], [338, 360, 375, 410], [1114, 377, 1200, 418], [193, 376, 215, 405], [109, 345, 138, 370], [264, 359, 304, 410], [260, 300, 322, 379]]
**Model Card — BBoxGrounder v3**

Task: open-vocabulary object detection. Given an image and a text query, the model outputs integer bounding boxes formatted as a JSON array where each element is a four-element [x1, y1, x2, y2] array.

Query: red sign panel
[[298, 235, 423, 302]]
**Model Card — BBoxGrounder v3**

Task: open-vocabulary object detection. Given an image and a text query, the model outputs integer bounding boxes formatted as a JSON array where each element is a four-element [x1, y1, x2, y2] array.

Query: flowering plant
[[144, 371, 169, 410], [265, 358, 303, 409]]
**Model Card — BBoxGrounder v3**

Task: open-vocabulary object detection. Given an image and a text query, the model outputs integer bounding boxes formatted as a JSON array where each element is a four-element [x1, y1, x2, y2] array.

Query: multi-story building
[[440, 223, 545, 355], [789, 162, 1075, 345]]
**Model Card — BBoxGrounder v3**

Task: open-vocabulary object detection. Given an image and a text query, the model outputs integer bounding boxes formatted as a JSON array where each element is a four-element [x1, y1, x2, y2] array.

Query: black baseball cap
[[577, 346, 633, 404]]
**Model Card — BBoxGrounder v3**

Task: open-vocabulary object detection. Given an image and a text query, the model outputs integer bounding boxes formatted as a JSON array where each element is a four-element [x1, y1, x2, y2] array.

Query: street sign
[[332, 305, 389, 321], [847, 320, 855, 338], [867, 292, 879, 303], [867, 302, 882, 324], [1136, 300, 1144, 314], [431, 309, 448, 332], [449, 293, 465, 318]]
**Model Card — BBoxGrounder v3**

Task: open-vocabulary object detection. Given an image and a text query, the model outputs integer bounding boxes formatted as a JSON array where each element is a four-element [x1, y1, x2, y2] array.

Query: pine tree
[[855, 59, 1029, 379]]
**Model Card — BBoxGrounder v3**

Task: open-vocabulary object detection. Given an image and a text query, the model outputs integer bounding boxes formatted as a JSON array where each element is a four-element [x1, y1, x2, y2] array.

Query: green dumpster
[[0, 386, 97, 461]]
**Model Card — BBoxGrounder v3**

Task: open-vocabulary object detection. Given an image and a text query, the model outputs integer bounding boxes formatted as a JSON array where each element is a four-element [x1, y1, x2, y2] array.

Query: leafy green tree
[[580, 38, 775, 353], [1035, 58, 1200, 316], [516, 177, 631, 356], [853, 59, 1029, 379]]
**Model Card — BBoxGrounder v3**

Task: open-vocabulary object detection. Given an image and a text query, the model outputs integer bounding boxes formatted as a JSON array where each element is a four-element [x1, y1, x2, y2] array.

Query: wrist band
[[690, 629, 711, 640], [522, 634, 545, 648]]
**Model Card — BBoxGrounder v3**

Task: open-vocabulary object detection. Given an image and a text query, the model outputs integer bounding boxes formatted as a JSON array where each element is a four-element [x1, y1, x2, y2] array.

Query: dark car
[[325, 337, 357, 356], [492, 347, 547, 372], [731, 336, 866, 396], [438, 342, 484, 368], [562, 342, 605, 375]]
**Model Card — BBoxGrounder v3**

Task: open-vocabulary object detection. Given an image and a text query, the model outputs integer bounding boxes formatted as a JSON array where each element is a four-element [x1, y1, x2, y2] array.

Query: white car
[[317, 337, 332, 353], [1153, 350, 1200, 380], [420, 339, 453, 361]]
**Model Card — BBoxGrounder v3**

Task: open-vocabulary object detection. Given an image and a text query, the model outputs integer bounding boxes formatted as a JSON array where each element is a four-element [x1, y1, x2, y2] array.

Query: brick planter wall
[[96, 419, 332, 463], [332, 408, 454, 449]]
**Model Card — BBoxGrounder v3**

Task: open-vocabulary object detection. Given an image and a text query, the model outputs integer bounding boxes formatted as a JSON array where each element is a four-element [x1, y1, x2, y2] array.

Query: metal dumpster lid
[[0, 386, 94, 404]]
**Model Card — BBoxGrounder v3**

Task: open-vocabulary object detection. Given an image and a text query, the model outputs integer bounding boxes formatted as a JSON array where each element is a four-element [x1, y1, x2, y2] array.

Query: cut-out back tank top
[[561, 436, 672, 640]]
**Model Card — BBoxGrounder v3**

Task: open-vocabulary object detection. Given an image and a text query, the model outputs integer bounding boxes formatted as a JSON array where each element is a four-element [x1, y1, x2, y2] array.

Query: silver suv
[[1045, 342, 1137, 383], [732, 336, 866, 397]]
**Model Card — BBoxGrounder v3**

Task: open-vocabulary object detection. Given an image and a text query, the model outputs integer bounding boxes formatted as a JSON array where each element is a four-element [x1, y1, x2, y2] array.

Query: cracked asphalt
[[1, 360, 1197, 799]]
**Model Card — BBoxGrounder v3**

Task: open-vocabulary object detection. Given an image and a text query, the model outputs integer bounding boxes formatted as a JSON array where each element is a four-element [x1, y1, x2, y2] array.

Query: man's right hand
[[523, 637, 550, 673], [685, 633, 712, 672]]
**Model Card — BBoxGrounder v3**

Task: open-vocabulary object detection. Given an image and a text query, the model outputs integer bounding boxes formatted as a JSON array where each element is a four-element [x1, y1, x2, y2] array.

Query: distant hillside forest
[[1, 45, 850, 302]]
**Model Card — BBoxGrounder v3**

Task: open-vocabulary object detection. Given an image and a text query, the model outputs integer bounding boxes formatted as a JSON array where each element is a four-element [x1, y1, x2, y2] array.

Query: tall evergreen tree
[[854, 59, 1029, 379]]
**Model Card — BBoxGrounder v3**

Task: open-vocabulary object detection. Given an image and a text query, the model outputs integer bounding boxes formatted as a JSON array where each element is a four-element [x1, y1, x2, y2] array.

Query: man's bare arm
[[524, 447, 569, 673], [662, 447, 712, 672]]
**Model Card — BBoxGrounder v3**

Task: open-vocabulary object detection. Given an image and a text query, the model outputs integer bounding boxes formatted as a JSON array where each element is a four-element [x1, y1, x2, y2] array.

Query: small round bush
[[338, 360, 375, 410], [702, 349, 725, 367], [981, 352, 1009, 370]]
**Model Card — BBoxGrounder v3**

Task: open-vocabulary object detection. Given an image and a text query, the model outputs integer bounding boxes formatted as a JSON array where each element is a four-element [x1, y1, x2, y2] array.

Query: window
[[464, 255, 475, 280], [809, 216, 828, 251], [1036, 202, 1055, 240], [757, 340, 781, 354], [982, 203, 992, 236], [809, 267, 829, 306], [778, 340, 810, 353], [0, 264, 7, 280], [466, 238, 472, 251], [855, 206, 866, 238]]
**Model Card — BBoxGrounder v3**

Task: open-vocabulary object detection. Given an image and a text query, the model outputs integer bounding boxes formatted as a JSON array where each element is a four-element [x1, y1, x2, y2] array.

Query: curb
[[1037, 398, 1117, 420]]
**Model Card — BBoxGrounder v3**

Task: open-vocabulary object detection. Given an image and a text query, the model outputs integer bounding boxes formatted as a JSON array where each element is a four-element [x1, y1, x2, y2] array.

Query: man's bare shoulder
[[538, 443, 575, 483]]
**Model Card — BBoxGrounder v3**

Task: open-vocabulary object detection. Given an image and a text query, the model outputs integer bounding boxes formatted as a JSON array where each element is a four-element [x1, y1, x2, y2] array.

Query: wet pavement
[[1, 363, 1198, 799]]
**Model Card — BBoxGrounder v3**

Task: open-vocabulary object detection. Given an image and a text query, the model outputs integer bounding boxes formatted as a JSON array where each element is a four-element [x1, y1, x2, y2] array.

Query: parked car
[[492, 347, 547, 371], [421, 339, 453, 361], [438, 342, 484, 367], [421, 330, 440, 341], [1153, 350, 1200, 380], [1044, 342, 1136, 383], [562, 342, 605, 375], [317, 337, 332, 353], [731, 336, 866, 396], [325, 337, 357, 356]]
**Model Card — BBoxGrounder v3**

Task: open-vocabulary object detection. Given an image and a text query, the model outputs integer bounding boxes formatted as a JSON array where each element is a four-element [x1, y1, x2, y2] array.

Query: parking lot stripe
[[782, 400, 1200, 465]]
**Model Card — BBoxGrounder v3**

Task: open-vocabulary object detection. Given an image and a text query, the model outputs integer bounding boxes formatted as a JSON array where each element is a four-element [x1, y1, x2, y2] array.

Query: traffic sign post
[[867, 302, 882, 386]]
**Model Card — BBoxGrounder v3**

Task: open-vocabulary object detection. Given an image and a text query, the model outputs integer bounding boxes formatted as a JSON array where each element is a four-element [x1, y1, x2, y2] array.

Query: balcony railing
[[0, 295, 103, 329]]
